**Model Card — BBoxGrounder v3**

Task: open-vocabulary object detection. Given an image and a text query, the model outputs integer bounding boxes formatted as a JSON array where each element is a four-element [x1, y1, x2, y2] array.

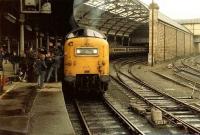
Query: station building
[[178, 19, 200, 54], [0, 0, 197, 65], [74, 1, 194, 65]]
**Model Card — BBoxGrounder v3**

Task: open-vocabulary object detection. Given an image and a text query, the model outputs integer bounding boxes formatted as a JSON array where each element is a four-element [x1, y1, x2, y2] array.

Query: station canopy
[[74, 0, 149, 36]]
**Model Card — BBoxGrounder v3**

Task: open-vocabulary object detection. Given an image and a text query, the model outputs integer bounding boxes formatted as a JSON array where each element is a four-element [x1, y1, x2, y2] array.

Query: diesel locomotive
[[63, 28, 109, 95]]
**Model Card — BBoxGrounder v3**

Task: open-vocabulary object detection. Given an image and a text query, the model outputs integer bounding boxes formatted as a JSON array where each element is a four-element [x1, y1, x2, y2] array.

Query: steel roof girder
[[78, 0, 115, 22]]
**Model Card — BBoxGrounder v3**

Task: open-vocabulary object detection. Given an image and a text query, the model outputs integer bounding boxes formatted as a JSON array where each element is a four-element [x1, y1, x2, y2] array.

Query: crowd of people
[[0, 46, 63, 89], [34, 47, 62, 88]]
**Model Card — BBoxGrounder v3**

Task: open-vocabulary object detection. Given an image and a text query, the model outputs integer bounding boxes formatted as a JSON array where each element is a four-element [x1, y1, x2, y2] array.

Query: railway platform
[[29, 83, 75, 135], [0, 82, 75, 135], [2, 61, 15, 83]]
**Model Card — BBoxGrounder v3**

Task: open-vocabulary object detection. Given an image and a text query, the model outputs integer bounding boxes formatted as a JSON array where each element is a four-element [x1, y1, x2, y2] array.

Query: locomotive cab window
[[66, 28, 106, 39]]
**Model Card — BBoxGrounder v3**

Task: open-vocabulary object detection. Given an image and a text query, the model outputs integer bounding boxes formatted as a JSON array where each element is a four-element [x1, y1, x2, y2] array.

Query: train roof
[[66, 28, 107, 39]]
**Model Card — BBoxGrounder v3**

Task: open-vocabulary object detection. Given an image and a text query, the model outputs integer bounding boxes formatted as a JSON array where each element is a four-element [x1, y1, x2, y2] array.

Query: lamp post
[[151, 0, 154, 66], [19, 14, 25, 57]]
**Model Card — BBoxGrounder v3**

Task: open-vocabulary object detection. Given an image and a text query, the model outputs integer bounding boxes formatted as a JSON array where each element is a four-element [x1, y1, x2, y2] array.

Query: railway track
[[66, 96, 144, 135], [151, 71, 200, 92], [112, 59, 200, 134], [174, 58, 200, 78], [172, 57, 200, 89], [183, 56, 200, 71], [109, 79, 189, 135], [66, 101, 85, 135]]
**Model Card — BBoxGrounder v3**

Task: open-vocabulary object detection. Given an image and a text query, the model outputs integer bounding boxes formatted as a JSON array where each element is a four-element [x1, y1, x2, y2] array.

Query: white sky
[[141, 0, 200, 19]]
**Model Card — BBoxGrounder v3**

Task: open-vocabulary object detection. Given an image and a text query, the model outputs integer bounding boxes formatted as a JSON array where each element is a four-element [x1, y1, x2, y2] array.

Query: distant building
[[178, 18, 200, 53]]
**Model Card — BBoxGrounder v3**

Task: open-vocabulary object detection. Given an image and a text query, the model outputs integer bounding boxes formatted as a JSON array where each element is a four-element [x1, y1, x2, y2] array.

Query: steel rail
[[128, 62, 200, 112], [112, 72, 200, 134], [74, 99, 92, 135], [112, 59, 200, 134], [103, 96, 145, 135], [173, 58, 200, 78], [74, 97, 140, 135], [181, 59, 200, 74]]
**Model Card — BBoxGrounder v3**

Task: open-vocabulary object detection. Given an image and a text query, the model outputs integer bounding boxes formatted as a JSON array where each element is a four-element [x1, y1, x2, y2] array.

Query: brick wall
[[148, 3, 194, 65], [153, 21, 193, 62], [164, 24, 177, 60], [177, 31, 185, 57], [156, 23, 164, 61], [185, 34, 191, 56], [196, 43, 200, 53]]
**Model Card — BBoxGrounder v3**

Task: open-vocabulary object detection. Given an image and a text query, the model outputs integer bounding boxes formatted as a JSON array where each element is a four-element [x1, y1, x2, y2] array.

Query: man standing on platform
[[34, 54, 47, 88], [0, 47, 4, 71], [0, 47, 4, 91], [11, 51, 19, 74]]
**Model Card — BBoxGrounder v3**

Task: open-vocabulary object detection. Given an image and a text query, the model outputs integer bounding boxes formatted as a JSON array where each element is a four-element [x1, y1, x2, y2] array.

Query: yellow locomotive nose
[[83, 66, 90, 74], [63, 28, 109, 95], [98, 60, 106, 74], [66, 60, 72, 66]]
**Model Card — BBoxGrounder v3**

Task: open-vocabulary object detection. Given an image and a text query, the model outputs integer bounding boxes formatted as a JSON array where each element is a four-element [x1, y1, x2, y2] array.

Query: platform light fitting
[[25, 25, 33, 31], [4, 13, 16, 23]]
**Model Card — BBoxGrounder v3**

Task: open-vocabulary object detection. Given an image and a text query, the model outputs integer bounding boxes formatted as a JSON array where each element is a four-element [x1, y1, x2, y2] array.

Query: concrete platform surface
[[29, 83, 75, 135], [0, 116, 29, 134], [0, 82, 36, 135]]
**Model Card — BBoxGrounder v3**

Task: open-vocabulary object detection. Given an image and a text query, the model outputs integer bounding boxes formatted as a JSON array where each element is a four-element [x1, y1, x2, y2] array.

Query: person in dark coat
[[46, 53, 61, 82], [0, 51, 4, 71], [10, 51, 19, 74], [18, 54, 28, 82], [4, 50, 9, 64], [0, 48, 4, 91], [45, 52, 53, 81], [34, 54, 47, 88]]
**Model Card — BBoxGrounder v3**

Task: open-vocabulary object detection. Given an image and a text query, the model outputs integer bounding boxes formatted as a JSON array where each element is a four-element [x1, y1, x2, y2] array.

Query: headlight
[[93, 49, 98, 54], [76, 48, 98, 56], [76, 49, 81, 54]]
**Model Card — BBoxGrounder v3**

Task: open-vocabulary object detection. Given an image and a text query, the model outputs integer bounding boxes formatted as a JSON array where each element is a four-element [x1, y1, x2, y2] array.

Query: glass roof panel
[[85, 2, 95, 7], [135, 18, 143, 22], [114, 8, 125, 13], [85, 0, 104, 7], [99, 3, 116, 11], [118, 2, 126, 6], [110, 10, 118, 14], [130, 14, 140, 18], [120, 11, 133, 17], [82, 0, 149, 35], [84, 0, 148, 20]]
